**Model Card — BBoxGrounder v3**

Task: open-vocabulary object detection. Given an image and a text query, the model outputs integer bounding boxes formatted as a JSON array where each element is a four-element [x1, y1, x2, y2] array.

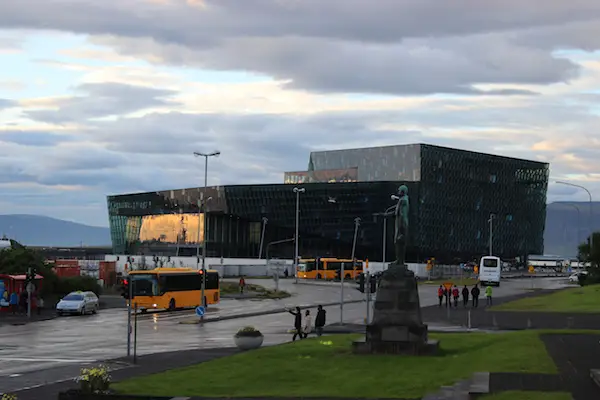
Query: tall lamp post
[[258, 217, 268, 259], [373, 205, 397, 266], [488, 214, 495, 256], [565, 203, 581, 254], [556, 181, 594, 255], [193, 150, 220, 313], [293, 187, 305, 284]]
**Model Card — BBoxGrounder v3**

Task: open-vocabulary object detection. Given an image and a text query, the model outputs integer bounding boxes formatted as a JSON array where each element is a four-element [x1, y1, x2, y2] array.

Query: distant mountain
[[0, 215, 110, 247], [544, 202, 600, 257]]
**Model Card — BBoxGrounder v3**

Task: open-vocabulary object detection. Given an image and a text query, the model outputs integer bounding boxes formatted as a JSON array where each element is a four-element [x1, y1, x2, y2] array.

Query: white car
[[56, 291, 99, 316], [569, 271, 588, 283]]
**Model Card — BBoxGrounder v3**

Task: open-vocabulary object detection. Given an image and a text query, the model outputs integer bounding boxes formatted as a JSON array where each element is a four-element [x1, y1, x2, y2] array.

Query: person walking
[[461, 285, 469, 308], [485, 285, 493, 306], [288, 306, 303, 341], [452, 285, 459, 308], [471, 285, 480, 308], [444, 286, 450, 308], [437, 285, 444, 307], [303, 309, 313, 338], [239, 276, 246, 294], [315, 305, 326, 337]]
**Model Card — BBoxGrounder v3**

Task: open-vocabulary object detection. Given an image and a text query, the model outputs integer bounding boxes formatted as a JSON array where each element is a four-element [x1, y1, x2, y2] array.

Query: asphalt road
[[0, 277, 568, 394]]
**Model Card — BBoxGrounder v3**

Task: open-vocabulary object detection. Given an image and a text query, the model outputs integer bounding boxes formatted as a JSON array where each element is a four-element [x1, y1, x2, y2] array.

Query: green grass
[[113, 331, 557, 399], [493, 284, 600, 313], [220, 282, 290, 299], [481, 391, 572, 400], [419, 277, 479, 286]]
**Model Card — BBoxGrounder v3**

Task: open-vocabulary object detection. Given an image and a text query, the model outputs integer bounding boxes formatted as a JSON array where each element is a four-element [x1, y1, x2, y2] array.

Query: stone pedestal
[[353, 263, 439, 355]]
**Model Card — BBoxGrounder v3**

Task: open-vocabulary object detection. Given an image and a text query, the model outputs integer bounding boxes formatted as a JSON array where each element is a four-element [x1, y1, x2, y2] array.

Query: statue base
[[352, 262, 440, 356]]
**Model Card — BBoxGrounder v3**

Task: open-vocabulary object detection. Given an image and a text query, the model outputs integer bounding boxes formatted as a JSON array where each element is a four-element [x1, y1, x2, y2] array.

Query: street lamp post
[[565, 203, 581, 251], [556, 181, 594, 256], [488, 214, 495, 256], [258, 217, 268, 259], [293, 187, 305, 284], [193, 150, 220, 315], [373, 205, 397, 266]]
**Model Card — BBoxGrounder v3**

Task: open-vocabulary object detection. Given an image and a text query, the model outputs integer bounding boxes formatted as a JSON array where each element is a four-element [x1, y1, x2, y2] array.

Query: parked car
[[568, 271, 588, 283], [56, 291, 99, 316]]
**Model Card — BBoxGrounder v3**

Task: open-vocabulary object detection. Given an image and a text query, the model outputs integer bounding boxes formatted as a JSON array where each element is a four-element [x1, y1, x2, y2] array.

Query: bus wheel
[[345, 274, 351, 280], [316, 274, 322, 280], [168, 299, 176, 312]]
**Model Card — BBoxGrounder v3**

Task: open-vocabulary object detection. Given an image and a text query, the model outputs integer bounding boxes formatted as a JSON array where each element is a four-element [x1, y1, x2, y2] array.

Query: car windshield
[[63, 294, 84, 301], [131, 274, 160, 296]]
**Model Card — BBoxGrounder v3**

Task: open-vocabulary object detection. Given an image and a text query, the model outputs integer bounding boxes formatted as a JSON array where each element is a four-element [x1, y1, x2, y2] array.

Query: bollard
[[492, 314, 498, 328], [467, 310, 472, 329], [527, 318, 532, 329]]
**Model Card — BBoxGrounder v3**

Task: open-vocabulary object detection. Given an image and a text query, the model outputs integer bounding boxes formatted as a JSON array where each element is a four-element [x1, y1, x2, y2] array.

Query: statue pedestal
[[352, 263, 439, 355]]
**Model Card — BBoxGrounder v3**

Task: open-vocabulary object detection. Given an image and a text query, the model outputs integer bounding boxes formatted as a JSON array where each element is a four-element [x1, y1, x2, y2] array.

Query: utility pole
[[126, 276, 132, 357], [193, 150, 220, 317], [340, 262, 345, 324], [293, 187, 305, 284]]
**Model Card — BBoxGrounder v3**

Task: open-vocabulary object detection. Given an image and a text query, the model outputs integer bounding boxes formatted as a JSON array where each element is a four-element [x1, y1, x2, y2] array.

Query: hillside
[[544, 201, 600, 257], [0, 214, 110, 247]]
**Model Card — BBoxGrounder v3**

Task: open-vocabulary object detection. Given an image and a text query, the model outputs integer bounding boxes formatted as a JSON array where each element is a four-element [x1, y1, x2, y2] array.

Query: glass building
[[108, 144, 549, 263]]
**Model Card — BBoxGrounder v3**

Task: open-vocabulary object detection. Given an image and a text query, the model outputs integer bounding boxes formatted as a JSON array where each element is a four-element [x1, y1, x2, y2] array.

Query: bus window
[[131, 274, 160, 296], [483, 258, 498, 268], [205, 272, 219, 290], [299, 261, 316, 272], [326, 261, 342, 271]]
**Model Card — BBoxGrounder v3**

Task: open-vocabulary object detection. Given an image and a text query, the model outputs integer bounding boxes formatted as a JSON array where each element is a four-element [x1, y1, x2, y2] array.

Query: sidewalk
[[0, 311, 56, 326]]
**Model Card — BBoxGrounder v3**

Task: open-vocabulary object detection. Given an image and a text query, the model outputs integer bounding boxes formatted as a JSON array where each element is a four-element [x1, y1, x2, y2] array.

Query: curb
[[179, 299, 365, 324], [0, 315, 58, 327]]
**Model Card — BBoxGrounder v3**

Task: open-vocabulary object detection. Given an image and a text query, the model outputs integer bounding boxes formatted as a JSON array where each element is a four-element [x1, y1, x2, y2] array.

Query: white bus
[[479, 256, 501, 286]]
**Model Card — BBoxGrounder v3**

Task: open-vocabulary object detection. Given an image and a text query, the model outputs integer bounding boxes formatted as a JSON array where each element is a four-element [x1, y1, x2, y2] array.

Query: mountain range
[[1, 202, 599, 256]]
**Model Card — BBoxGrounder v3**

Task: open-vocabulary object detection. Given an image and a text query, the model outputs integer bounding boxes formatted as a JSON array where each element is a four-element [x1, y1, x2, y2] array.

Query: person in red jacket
[[437, 285, 444, 307], [452, 285, 460, 308]]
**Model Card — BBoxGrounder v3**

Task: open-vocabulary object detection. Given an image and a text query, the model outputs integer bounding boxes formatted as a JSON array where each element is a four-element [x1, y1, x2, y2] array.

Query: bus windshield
[[299, 261, 316, 272], [131, 274, 160, 296]]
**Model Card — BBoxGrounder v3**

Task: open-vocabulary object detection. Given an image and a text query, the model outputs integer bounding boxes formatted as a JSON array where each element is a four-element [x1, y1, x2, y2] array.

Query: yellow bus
[[126, 268, 220, 312], [297, 258, 363, 280]]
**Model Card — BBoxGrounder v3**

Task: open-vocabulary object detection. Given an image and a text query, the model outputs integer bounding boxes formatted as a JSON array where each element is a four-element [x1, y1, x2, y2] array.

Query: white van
[[479, 256, 501, 286]]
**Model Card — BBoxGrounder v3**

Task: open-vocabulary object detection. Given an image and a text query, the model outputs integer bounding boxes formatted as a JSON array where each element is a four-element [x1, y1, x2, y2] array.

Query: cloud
[[22, 82, 180, 123], [0, 130, 74, 147], [2, 1, 600, 95]]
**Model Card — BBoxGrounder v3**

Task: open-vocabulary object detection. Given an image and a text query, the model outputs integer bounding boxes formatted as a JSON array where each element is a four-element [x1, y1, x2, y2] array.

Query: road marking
[[9, 373, 22, 377], [0, 357, 96, 363]]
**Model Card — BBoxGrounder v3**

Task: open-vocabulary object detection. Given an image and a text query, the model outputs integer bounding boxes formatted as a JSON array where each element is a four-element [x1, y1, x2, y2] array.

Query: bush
[[235, 326, 263, 337], [55, 276, 103, 297], [75, 365, 111, 394]]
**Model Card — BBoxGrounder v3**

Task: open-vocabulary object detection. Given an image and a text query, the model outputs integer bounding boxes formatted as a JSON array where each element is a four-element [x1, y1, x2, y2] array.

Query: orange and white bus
[[297, 258, 363, 280], [125, 268, 220, 312]]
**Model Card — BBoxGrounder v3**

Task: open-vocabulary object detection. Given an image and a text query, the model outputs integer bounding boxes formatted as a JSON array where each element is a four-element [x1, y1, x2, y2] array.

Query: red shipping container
[[99, 261, 116, 285]]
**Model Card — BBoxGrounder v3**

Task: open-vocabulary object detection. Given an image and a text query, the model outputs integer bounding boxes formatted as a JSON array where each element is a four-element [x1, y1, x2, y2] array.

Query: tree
[[0, 242, 58, 296], [577, 232, 600, 285]]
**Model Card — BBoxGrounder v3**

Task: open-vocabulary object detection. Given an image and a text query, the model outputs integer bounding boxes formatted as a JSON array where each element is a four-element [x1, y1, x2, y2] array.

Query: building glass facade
[[107, 144, 549, 263]]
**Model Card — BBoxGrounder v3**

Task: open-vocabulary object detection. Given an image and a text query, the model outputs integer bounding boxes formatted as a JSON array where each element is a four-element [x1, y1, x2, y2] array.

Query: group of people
[[437, 284, 493, 308], [288, 305, 327, 341], [4, 290, 45, 315]]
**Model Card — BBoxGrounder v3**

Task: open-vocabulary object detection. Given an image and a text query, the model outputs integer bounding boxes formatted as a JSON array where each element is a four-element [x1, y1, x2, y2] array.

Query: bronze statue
[[393, 185, 409, 266]]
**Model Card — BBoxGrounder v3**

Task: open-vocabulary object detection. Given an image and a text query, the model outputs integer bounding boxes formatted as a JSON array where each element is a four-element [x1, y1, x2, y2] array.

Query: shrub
[[55, 276, 103, 297], [75, 365, 111, 394], [1, 394, 18, 400], [235, 326, 263, 337]]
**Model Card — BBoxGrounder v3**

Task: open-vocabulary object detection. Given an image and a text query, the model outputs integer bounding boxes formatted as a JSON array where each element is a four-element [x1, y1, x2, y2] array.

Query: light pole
[[293, 187, 305, 284], [488, 214, 495, 256], [373, 205, 397, 266], [565, 203, 581, 252], [193, 150, 220, 314], [556, 181, 594, 256], [258, 217, 268, 259]]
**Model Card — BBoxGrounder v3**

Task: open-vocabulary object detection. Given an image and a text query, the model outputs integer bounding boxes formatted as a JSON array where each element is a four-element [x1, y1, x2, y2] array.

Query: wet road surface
[[0, 277, 567, 393]]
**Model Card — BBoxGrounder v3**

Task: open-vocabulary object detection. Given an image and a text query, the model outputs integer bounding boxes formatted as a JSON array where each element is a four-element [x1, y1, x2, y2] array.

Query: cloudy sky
[[1, 0, 600, 228]]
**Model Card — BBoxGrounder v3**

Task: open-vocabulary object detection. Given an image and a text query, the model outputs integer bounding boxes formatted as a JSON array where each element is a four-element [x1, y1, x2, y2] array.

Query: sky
[[1, 0, 600, 228]]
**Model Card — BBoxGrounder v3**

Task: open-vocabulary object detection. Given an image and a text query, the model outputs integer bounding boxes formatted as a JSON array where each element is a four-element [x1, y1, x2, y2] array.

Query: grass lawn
[[481, 391, 572, 400], [419, 277, 479, 286], [493, 284, 600, 313], [113, 331, 557, 399], [220, 282, 290, 299]]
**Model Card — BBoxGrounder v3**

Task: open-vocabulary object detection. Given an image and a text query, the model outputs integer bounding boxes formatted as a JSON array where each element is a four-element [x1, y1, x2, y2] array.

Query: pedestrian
[[37, 295, 44, 315], [452, 285, 459, 308], [303, 309, 312, 338], [437, 285, 444, 307], [315, 305, 326, 337], [288, 306, 303, 341], [19, 291, 27, 315], [239, 276, 246, 294], [471, 285, 480, 308], [461, 285, 469, 308], [445, 287, 450, 308], [485, 285, 493, 306], [9, 292, 18, 315]]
